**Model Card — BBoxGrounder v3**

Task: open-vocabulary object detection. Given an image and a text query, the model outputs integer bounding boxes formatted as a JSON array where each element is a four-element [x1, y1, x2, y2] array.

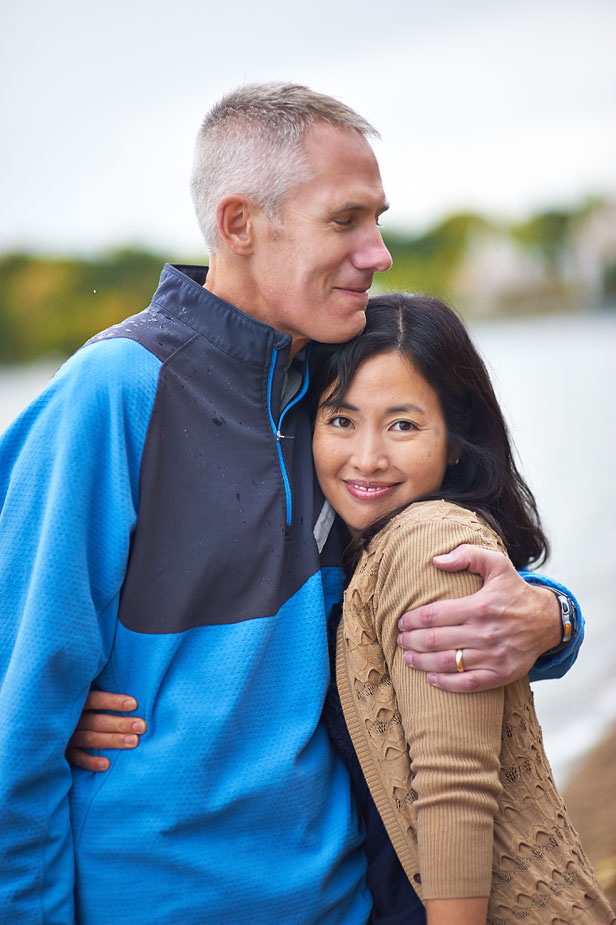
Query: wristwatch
[[550, 589, 574, 645]]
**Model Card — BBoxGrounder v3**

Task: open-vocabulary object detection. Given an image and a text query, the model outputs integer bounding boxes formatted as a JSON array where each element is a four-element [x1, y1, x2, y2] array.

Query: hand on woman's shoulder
[[354, 500, 508, 631]]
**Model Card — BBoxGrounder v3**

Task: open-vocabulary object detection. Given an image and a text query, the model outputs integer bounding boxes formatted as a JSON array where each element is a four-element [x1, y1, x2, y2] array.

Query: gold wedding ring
[[455, 648, 465, 672]]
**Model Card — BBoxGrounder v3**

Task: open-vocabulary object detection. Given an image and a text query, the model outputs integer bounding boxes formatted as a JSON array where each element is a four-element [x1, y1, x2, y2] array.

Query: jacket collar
[[151, 264, 294, 369]]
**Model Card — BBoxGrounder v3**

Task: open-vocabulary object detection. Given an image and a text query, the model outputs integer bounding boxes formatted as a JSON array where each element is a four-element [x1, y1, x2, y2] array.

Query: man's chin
[[316, 313, 367, 345]]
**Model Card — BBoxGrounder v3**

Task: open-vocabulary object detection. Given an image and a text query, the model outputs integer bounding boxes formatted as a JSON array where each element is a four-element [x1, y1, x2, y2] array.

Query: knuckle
[[420, 606, 437, 628], [83, 731, 100, 749], [501, 658, 519, 684], [492, 643, 509, 663], [474, 598, 492, 621], [424, 629, 437, 650], [461, 672, 481, 692], [481, 621, 504, 646]]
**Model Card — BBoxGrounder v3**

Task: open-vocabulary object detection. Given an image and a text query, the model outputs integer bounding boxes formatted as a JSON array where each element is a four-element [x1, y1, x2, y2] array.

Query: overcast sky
[[1, 0, 614, 257]]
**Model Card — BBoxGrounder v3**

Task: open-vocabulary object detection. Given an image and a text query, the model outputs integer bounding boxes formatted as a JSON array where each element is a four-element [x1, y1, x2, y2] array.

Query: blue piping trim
[[267, 349, 292, 526], [278, 353, 310, 429]]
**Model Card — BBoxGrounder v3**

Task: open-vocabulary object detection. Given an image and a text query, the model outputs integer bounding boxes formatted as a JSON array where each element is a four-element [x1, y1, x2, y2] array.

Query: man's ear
[[215, 196, 256, 255]]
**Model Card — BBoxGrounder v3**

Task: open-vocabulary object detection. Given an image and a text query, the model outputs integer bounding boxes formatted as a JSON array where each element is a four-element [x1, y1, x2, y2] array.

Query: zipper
[[267, 349, 291, 527], [266, 349, 310, 528]]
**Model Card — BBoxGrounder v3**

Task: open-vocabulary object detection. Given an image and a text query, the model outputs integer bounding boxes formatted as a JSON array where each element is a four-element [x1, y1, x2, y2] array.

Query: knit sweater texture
[[336, 499, 614, 923]]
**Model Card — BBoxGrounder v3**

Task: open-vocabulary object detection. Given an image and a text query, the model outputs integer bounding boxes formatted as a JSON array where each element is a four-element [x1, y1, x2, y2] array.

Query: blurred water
[[471, 311, 616, 786], [1, 311, 615, 787]]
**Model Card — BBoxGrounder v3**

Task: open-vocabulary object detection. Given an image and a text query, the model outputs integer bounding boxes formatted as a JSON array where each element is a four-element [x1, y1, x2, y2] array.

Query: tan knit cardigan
[[336, 500, 614, 923]]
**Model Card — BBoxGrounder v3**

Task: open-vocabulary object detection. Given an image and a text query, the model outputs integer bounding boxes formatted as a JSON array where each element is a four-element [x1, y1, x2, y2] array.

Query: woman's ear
[[447, 444, 461, 466], [215, 196, 255, 255]]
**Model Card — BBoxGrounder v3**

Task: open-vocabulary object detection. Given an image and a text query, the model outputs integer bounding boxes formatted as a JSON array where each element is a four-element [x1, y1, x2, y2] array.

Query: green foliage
[[0, 250, 164, 363], [511, 210, 574, 271], [378, 213, 491, 298]]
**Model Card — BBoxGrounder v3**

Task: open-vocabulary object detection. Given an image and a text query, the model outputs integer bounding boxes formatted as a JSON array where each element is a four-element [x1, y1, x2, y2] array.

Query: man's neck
[[203, 257, 307, 358]]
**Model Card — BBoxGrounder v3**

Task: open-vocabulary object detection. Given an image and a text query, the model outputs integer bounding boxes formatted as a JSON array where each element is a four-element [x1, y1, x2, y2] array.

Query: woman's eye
[[330, 415, 353, 429], [390, 420, 416, 432]]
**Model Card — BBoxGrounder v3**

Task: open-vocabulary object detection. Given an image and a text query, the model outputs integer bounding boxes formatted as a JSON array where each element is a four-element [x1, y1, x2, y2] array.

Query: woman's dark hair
[[310, 293, 549, 571]]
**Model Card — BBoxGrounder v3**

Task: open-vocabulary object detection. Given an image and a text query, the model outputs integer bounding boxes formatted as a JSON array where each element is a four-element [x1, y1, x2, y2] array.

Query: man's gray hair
[[190, 82, 379, 254]]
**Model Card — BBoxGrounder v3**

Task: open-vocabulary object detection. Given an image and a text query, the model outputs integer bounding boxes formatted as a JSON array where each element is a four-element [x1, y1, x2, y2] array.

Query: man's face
[[250, 123, 392, 353]]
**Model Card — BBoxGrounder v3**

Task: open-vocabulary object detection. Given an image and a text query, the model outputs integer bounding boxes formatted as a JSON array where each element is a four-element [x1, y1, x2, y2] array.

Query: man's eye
[[333, 218, 353, 227]]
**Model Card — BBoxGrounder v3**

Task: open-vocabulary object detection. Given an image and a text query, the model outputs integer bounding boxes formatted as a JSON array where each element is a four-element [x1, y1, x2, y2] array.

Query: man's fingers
[[68, 730, 140, 751], [65, 748, 111, 772], [397, 627, 477, 655], [433, 543, 511, 580], [82, 690, 138, 712], [403, 647, 481, 675], [424, 669, 504, 693], [397, 617, 504, 655], [74, 712, 146, 734], [398, 593, 485, 632]]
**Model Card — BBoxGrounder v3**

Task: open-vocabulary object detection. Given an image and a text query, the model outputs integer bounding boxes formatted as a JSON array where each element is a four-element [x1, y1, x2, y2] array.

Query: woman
[[309, 293, 613, 923], [69, 294, 613, 923]]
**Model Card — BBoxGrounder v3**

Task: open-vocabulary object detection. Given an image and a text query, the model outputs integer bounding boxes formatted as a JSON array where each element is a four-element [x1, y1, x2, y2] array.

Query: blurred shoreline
[[563, 721, 616, 910]]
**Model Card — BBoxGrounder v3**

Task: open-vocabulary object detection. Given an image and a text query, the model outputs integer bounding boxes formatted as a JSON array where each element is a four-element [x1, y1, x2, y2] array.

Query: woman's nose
[[350, 433, 388, 472]]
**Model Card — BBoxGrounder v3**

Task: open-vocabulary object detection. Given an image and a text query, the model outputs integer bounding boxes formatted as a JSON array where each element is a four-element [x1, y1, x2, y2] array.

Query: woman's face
[[313, 351, 453, 535]]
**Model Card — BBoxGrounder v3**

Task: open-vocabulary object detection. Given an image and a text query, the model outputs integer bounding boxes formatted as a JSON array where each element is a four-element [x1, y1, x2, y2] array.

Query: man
[[0, 84, 580, 923]]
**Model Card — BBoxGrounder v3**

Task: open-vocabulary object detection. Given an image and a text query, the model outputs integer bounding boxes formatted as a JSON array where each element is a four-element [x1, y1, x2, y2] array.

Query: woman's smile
[[344, 479, 402, 499]]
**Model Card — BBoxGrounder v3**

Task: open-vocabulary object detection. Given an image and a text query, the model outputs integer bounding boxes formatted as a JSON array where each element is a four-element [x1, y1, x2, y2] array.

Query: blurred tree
[[511, 209, 575, 274], [0, 250, 165, 363], [379, 213, 490, 301]]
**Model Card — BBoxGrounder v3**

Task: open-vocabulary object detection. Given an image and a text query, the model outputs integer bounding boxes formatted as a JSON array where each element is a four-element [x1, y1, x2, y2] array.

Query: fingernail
[[403, 652, 413, 667], [427, 673, 439, 687], [132, 720, 146, 733], [434, 553, 453, 562], [123, 698, 138, 710], [123, 734, 138, 747], [98, 758, 110, 770]]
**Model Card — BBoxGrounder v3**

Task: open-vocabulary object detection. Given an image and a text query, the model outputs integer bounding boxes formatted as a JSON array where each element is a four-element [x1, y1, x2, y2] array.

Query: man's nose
[[354, 226, 393, 273]]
